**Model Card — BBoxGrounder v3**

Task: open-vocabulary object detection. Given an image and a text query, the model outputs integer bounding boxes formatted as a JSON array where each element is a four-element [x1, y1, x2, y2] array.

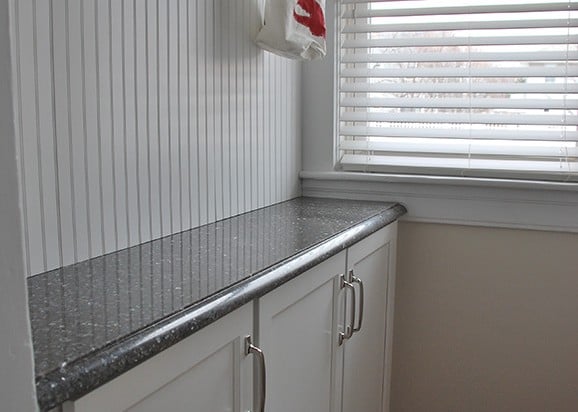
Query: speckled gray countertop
[[27, 197, 406, 411]]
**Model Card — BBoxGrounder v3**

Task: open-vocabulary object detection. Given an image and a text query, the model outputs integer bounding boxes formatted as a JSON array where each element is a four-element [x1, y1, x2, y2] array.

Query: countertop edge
[[36, 203, 406, 411]]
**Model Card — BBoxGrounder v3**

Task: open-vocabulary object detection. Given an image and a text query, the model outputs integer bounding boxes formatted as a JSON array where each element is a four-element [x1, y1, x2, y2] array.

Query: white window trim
[[300, 171, 578, 233]]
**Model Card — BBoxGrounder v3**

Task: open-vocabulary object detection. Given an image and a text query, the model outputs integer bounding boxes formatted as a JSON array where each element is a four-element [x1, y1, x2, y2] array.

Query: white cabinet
[[340, 222, 398, 412], [257, 252, 346, 412], [63, 222, 398, 412], [258, 222, 398, 412], [64, 304, 254, 412]]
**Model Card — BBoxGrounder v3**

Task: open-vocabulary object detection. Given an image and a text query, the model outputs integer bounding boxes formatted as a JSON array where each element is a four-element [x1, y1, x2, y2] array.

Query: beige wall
[[392, 221, 578, 412]]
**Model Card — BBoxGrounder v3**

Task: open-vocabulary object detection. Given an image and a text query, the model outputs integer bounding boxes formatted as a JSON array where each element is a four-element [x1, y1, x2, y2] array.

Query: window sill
[[300, 171, 578, 233]]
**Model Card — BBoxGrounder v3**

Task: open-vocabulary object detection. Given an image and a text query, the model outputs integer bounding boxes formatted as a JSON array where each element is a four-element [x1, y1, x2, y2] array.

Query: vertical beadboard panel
[[83, 0, 104, 257], [196, 0, 208, 226], [68, 0, 91, 262], [248, 0, 258, 211], [168, 0, 180, 233], [135, 0, 151, 243], [178, 0, 191, 230], [52, 0, 76, 266], [146, 0, 161, 240], [12, 0, 302, 276], [96, 0, 116, 252], [188, 0, 200, 229], [213, 0, 224, 221], [205, 0, 216, 223], [34, 0, 61, 269], [239, 0, 247, 211], [157, 0, 170, 237], [220, 0, 231, 218], [111, 0, 128, 250], [227, 0, 238, 218], [123, 0, 140, 246]]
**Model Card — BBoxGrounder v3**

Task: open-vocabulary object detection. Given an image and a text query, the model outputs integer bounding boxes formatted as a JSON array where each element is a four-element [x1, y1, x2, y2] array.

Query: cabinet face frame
[[63, 304, 253, 412], [382, 222, 398, 412]]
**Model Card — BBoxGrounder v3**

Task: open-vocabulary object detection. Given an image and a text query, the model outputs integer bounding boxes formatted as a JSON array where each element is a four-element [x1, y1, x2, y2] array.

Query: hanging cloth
[[256, 0, 327, 60]]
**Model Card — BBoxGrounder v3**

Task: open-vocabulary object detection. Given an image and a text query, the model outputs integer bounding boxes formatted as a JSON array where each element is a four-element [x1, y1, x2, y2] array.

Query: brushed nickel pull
[[339, 274, 356, 346], [245, 336, 266, 412], [351, 271, 365, 334]]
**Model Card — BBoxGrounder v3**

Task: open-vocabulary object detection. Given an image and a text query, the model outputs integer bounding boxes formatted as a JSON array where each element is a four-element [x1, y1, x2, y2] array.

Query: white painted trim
[[300, 171, 578, 233], [1, 1, 38, 410]]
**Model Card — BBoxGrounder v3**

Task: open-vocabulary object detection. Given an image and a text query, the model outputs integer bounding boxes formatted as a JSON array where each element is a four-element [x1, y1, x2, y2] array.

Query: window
[[337, 0, 578, 182]]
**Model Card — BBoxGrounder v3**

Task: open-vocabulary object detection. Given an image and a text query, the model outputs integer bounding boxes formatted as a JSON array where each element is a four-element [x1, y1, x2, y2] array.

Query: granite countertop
[[27, 197, 406, 411]]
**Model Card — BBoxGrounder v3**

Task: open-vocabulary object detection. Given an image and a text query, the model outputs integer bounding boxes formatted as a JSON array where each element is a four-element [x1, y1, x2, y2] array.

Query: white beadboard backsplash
[[10, 0, 302, 277]]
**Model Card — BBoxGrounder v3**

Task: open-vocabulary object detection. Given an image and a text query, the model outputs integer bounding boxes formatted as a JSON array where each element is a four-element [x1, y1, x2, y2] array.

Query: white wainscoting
[[10, 0, 302, 276]]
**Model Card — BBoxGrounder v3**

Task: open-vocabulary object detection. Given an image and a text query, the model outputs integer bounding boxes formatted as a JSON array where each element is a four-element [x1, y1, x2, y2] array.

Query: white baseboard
[[300, 172, 578, 233]]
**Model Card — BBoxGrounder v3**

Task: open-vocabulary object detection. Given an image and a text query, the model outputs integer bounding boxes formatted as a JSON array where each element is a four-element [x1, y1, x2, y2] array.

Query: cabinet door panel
[[127, 342, 236, 412], [65, 304, 253, 412], [258, 252, 346, 412], [342, 223, 398, 412]]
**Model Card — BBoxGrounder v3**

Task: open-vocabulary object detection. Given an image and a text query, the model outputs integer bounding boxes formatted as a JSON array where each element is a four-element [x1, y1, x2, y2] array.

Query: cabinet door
[[342, 223, 398, 412], [64, 304, 253, 412], [258, 251, 346, 412]]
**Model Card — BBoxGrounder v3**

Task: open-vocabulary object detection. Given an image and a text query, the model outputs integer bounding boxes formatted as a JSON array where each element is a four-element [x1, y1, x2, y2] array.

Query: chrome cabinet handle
[[245, 336, 266, 412], [339, 274, 356, 346], [351, 271, 365, 334]]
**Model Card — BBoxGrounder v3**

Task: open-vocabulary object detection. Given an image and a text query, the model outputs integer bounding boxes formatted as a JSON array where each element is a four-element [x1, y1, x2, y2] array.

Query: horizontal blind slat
[[340, 111, 578, 126], [341, 2, 578, 18], [342, 35, 578, 48], [340, 51, 578, 63], [342, 18, 578, 33], [340, 82, 578, 94], [340, 154, 578, 177], [340, 126, 578, 142], [340, 140, 578, 157], [340, 66, 578, 78], [340, 97, 578, 110]]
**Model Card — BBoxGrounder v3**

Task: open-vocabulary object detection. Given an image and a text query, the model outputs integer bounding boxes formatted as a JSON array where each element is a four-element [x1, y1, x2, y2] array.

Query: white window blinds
[[338, 0, 578, 181]]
